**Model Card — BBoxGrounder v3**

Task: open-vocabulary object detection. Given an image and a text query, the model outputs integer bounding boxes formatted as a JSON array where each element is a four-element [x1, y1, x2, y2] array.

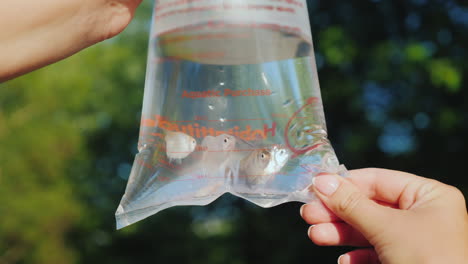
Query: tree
[[1, 0, 467, 263]]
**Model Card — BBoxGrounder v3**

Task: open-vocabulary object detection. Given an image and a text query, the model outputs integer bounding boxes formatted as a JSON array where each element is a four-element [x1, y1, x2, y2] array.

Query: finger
[[300, 200, 340, 224], [347, 168, 437, 209], [307, 222, 370, 247], [338, 248, 380, 264], [300, 191, 398, 226], [312, 174, 396, 239]]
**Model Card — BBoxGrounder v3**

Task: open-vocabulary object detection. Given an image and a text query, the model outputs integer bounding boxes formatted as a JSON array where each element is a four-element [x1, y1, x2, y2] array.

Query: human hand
[[85, 0, 143, 41], [0, 0, 142, 81], [300, 168, 468, 264]]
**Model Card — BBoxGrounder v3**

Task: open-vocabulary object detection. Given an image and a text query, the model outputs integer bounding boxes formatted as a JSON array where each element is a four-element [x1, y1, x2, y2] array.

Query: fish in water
[[164, 131, 197, 163], [201, 134, 236, 153], [199, 134, 237, 174], [240, 146, 290, 188], [221, 134, 236, 151]]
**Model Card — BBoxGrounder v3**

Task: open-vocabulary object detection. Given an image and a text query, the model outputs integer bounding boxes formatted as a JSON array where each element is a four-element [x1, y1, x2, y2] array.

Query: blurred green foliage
[[1, 0, 467, 263]]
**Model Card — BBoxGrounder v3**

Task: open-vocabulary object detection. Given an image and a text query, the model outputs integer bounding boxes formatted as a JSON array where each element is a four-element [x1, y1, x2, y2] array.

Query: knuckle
[[419, 179, 441, 194], [363, 167, 380, 173], [337, 191, 364, 215], [358, 167, 380, 175], [446, 185, 466, 203]]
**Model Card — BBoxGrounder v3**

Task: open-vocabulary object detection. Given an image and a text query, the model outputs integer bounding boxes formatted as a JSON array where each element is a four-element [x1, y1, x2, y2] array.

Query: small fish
[[240, 149, 271, 178], [220, 134, 236, 151], [172, 134, 237, 180], [164, 131, 197, 163], [201, 134, 236, 153], [240, 146, 290, 188], [200, 134, 237, 172], [263, 146, 290, 175]]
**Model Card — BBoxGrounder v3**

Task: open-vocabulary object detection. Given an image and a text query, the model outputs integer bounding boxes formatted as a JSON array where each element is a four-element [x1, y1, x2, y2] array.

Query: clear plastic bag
[[116, 0, 346, 229]]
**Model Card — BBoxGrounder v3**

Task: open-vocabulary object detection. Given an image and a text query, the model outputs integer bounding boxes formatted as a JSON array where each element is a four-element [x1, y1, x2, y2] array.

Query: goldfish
[[164, 130, 197, 163], [240, 146, 290, 188]]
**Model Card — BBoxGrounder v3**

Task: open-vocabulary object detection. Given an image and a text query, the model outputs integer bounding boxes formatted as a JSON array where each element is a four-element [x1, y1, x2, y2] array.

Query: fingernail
[[312, 175, 339, 196], [307, 225, 315, 238], [337, 254, 343, 264], [300, 204, 306, 217], [337, 254, 349, 264]]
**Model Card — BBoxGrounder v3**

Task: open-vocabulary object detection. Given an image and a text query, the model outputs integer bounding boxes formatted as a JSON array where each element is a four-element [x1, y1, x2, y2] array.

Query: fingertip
[[338, 254, 350, 264], [307, 225, 315, 239], [313, 174, 341, 196], [306, 222, 371, 247], [300, 200, 340, 224], [341, 249, 379, 264], [307, 223, 335, 246]]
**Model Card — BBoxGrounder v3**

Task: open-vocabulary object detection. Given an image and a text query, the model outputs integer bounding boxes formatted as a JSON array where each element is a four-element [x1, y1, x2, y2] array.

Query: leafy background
[[1, 0, 467, 263]]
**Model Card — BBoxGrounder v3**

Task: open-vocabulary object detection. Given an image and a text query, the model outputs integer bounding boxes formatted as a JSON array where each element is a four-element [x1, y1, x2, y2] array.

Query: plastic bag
[[115, 0, 346, 229]]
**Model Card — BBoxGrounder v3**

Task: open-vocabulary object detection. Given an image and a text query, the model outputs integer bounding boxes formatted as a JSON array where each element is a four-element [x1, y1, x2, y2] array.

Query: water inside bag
[[116, 0, 346, 229]]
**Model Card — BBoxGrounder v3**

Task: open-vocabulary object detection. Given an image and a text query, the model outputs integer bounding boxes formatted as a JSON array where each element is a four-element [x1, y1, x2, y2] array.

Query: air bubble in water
[[283, 99, 293, 107]]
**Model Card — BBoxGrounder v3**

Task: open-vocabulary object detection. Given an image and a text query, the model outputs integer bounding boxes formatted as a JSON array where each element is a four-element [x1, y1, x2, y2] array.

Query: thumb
[[312, 174, 392, 239]]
